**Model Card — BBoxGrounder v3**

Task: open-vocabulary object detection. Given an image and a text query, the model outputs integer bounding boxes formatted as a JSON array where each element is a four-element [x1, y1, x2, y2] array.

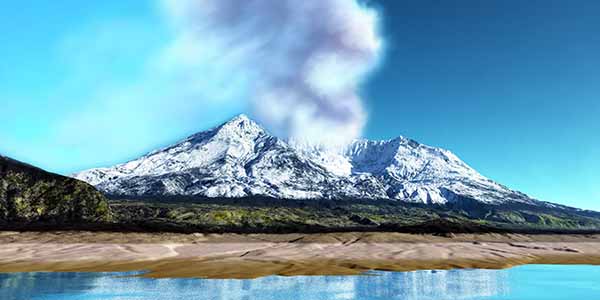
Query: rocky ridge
[[74, 115, 540, 207]]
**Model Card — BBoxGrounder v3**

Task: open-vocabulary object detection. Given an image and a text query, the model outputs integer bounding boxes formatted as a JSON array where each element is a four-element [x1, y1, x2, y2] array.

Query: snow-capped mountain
[[73, 115, 538, 205]]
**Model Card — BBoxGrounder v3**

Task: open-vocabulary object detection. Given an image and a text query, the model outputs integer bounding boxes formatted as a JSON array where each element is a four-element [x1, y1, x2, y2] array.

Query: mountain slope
[[74, 115, 538, 206], [0, 155, 111, 224]]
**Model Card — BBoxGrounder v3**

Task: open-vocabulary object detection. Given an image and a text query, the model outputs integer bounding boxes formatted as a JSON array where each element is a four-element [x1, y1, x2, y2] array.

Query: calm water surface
[[1, 265, 599, 300]]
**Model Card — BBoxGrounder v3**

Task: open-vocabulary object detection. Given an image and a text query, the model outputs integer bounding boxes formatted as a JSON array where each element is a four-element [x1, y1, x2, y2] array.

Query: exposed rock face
[[74, 115, 538, 206], [0, 155, 111, 224]]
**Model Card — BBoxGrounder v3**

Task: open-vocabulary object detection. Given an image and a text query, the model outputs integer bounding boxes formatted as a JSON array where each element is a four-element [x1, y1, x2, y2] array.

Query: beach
[[1, 231, 600, 279]]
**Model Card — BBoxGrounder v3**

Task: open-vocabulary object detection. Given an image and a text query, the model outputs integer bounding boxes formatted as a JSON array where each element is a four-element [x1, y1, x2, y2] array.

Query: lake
[[1, 265, 599, 300]]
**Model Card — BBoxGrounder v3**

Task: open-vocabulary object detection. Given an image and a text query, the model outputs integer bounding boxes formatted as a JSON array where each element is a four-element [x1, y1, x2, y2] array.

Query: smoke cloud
[[161, 0, 384, 146]]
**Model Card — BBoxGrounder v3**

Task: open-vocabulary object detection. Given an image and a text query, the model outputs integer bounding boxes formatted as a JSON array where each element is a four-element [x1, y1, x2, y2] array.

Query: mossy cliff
[[0, 155, 111, 224]]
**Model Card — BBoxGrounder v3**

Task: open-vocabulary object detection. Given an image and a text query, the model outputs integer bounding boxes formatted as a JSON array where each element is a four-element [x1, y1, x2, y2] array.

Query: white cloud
[[50, 0, 384, 172], [160, 0, 385, 146]]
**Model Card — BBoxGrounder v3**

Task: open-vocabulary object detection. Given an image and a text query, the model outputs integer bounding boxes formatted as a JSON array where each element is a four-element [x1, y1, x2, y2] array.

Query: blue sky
[[1, 1, 598, 210], [363, 0, 600, 210]]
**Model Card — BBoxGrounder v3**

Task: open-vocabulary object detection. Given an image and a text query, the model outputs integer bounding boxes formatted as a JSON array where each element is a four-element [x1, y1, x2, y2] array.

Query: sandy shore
[[1, 231, 600, 278]]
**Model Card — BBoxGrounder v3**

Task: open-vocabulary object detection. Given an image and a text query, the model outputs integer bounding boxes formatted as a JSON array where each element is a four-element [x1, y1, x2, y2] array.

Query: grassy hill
[[0, 156, 111, 226], [106, 196, 600, 234]]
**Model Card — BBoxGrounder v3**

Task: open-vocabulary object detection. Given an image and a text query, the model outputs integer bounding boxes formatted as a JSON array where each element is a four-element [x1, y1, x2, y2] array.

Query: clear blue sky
[[1, 1, 598, 210]]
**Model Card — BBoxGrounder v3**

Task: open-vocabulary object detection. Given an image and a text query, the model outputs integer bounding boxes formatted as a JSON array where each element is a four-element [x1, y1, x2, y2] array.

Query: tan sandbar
[[1, 231, 599, 278]]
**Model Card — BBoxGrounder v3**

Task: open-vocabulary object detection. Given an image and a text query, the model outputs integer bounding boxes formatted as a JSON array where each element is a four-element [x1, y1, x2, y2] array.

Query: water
[[1, 265, 599, 300]]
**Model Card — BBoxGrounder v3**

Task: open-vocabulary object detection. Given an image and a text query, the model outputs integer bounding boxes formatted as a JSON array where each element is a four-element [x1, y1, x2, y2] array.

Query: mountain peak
[[74, 114, 538, 206], [228, 113, 251, 123], [215, 114, 265, 137], [222, 114, 255, 128]]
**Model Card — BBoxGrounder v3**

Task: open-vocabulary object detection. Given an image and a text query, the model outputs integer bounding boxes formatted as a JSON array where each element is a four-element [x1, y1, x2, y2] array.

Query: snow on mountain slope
[[73, 115, 538, 205]]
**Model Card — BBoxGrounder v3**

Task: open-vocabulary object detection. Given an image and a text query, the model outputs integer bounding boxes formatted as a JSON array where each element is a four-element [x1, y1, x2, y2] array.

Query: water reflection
[[0, 272, 104, 300], [356, 270, 508, 300], [0, 269, 509, 300]]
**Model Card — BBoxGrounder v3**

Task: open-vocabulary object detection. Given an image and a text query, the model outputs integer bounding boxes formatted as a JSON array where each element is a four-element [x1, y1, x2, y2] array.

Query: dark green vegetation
[[105, 196, 600, 234], [2, 155, 600, 234], [0, 156, 111, 226]]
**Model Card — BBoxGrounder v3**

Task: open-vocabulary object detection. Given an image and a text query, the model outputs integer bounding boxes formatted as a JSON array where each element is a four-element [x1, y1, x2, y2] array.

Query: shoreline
[[1, 231, 600, 278]]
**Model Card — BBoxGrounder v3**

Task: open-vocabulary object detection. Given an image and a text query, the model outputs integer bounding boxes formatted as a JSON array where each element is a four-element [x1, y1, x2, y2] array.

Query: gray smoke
[[161, 0, 384, 146]]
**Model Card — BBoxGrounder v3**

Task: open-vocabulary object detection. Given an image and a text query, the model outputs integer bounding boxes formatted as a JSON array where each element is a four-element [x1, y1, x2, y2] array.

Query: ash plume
[[161, 0, 384, 146]]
